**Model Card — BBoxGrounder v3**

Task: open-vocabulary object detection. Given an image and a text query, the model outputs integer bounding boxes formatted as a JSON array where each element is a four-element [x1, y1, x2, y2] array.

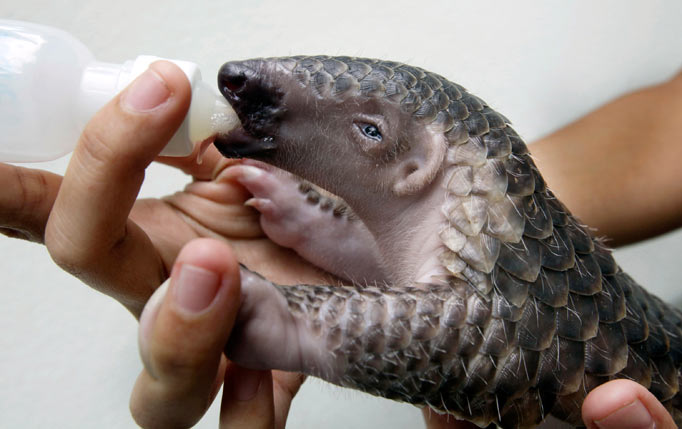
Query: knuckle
[[1, 166, 57, 243], [78, 125, 119, 169], [11, 167, 30, 213], [151, 343, 205, 380], [78, 115, 151, 175], [45, 234, 93, 275], [44, 222, 104, 277], [130, 375, 206, 429], [6, 166, 49, 215], [75, 108, 155, 170]]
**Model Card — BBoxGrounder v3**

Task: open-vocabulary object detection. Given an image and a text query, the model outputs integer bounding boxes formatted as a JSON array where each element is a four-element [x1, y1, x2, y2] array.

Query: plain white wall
[[1, 1, 681, 428]]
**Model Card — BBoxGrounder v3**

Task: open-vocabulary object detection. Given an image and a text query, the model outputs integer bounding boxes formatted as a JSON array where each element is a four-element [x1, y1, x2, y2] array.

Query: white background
[[1, 1, 681, 428]]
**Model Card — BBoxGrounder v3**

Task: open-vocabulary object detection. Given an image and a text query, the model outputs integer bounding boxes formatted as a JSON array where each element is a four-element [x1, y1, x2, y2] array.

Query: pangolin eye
[[360, 124, 382, 141]]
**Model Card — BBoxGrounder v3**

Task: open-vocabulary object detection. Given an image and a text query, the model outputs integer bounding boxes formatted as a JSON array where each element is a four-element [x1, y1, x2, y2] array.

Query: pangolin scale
[[212, 56, 682, 427]]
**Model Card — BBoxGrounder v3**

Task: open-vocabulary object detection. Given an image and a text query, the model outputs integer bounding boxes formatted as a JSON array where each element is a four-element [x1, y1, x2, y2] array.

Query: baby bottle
[[0, 20, 238, 162]]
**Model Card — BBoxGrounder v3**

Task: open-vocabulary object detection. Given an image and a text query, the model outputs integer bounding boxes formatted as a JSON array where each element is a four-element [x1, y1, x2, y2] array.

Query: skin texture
[[0, 61, 679, 428]]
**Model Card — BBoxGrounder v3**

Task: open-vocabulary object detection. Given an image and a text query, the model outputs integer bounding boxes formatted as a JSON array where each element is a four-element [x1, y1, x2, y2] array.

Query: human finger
[[271, 371, 305, 429], [156, 141, 227, 180], [219, 363, 275, 429], [219, 365, 304, 429], [130, 238, 241, 429], [45, 60, 191, 314], [582, 379, 676, 429], [0, 164, 61, 243]]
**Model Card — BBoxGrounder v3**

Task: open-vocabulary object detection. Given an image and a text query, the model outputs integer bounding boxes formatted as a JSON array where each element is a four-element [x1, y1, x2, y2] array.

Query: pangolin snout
[[217, 60, 286, 139], [214, 60, 286, 159]]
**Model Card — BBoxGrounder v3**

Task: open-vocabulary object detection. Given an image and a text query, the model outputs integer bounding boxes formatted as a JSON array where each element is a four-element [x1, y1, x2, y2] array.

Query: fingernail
[[232, 367, 265, 401], [174, 264, 220, 314], [123, 68, 171, 112], [595, 399, 655, 429]]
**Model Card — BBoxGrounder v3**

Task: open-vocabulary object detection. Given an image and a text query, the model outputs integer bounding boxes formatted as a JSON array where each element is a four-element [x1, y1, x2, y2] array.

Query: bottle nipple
[[185, 80, 240, 163], [210, 98, 241, 136]]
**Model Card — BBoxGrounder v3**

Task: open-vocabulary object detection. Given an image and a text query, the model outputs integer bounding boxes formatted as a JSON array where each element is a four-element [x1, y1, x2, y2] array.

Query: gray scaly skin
[[212, 56, 682, 427]]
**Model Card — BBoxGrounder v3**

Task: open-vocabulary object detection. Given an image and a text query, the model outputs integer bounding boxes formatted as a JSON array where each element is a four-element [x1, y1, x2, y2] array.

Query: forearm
[[531, 71, 682, 246]]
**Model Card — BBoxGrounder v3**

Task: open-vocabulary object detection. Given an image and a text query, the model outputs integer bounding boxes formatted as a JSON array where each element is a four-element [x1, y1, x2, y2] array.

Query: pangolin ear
[[392, 133, 447, 196]]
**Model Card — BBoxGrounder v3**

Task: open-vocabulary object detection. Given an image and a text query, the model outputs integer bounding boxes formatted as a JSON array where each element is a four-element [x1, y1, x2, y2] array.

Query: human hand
[[422, 378, 676, 428], [0, 60, 325, 428], [131, 238, 303, 428], [0, 60, 328, 317], [581, 379, 676, 429]]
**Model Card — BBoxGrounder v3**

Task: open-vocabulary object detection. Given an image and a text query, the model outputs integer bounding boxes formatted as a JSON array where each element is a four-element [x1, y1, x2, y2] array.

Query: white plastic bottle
[[0, 20, 239, 162]]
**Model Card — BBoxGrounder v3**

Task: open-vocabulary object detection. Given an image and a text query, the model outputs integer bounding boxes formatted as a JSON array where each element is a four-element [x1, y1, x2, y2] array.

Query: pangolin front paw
[[228, 160, 386, 284]]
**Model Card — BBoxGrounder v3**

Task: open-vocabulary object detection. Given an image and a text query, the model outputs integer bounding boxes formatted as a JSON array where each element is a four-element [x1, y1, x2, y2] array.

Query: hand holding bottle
[[0, 20, 238, 162], [0, 57, 328, 314], [0, 58, 320, 427]]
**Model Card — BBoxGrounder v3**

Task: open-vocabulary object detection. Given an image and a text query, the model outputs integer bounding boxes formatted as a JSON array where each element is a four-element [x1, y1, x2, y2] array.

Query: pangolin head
[[215, 56, 472, 196], [215, 56, 543, 290]]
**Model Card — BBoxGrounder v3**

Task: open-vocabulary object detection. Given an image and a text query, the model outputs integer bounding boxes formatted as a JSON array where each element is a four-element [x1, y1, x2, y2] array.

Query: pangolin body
[[212, 56, 682, 427]]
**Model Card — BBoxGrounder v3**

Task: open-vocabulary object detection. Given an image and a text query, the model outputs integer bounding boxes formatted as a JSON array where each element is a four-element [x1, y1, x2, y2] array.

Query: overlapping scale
[[262, 56, 682, 427]]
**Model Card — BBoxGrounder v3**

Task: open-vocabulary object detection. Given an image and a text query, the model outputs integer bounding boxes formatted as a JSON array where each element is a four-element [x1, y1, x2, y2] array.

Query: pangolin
[[210, 56, 682, 427]]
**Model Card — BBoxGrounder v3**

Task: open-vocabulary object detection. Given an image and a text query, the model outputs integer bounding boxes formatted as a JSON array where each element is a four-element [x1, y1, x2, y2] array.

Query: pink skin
[[227, 159, 388, 285]]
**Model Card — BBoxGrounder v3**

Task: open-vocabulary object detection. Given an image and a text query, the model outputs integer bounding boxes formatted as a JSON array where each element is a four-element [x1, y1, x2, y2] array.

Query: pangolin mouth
[[214, 128, 277, 159], [213, 60, 286, 159]]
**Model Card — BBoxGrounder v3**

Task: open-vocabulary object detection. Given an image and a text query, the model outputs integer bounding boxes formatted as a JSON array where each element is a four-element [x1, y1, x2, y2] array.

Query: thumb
[[582, 379, 676, 429], [45, 60, 192, 316], [131, 238, 241, 428]]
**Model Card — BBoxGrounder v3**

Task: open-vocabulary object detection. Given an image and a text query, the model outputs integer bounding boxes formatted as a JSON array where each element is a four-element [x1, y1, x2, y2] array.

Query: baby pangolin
[[211, 56, 682, 428]]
